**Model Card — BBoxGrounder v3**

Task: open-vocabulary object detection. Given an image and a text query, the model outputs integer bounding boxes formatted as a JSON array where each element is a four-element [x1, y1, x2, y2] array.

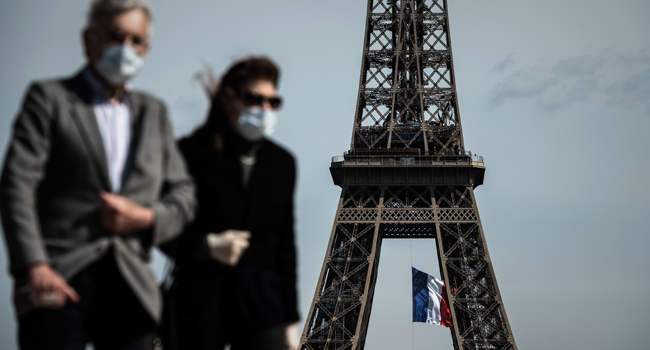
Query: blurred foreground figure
[[165, 57, 299, 350], [0, 1, 195, 349]]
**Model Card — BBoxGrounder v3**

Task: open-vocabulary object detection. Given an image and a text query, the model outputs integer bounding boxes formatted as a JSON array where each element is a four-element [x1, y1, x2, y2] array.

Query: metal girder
[[300, 1, 517, 349], [351, 0, 464, 156]]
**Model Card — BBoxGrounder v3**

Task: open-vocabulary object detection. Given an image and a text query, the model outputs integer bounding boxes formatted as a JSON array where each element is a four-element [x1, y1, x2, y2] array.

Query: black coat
[[172, 132, 299, 329]]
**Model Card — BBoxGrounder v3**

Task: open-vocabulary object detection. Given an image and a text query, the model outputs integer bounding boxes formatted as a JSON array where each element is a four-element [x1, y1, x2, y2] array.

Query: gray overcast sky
[[1, 0, 649, 349]]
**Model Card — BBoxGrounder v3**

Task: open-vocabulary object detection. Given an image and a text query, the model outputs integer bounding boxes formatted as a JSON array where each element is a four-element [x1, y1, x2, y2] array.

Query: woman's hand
[[285, 322, 299, 350], [206, 230, 251, 266]]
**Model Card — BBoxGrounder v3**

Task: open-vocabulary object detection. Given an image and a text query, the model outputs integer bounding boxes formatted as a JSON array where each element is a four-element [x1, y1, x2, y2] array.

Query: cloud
[[604, 47, 650, 66], [493, 52, 516, 72], [538, 76, 599, 111], [605, 68, 650, 112], [490, 68, 558, 106], [489, 48, 650, 113], [553, 55, 605, 77]]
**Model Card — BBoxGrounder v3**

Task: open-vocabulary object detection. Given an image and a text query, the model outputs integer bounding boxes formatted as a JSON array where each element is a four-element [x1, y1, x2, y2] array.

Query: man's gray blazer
[[0, 69, 196, 322]]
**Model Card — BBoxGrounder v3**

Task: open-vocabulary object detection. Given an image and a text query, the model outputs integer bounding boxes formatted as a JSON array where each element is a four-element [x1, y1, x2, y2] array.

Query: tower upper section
[[351, 0, 464, 157]]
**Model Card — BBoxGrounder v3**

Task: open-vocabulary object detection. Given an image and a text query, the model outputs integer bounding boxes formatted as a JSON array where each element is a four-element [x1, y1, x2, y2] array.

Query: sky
[[0, 0, 649, 349]]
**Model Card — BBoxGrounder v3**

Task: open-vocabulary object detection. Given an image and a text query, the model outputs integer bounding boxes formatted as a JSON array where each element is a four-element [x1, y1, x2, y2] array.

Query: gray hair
[[87, 0, 153, 30]]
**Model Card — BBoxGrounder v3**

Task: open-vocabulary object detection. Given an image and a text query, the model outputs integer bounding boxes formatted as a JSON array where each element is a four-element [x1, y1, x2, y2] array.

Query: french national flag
[[412, 267, 452, 328]]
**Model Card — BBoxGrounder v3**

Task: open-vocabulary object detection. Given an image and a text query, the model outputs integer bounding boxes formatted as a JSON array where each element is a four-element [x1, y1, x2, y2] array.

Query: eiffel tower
[[299, 1, 517, 349]]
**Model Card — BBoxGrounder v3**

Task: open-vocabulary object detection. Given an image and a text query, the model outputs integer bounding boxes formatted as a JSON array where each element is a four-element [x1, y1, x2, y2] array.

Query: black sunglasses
[[104, 29, 148, 47], [242, 92, 283, 110]]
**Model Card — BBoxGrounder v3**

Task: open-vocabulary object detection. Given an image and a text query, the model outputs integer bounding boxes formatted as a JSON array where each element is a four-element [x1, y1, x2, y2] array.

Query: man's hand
[[100, 192, 155, 234], [285, 322, 299, 350], [28, 263, 79, 309], [206, 230, 251, 266]]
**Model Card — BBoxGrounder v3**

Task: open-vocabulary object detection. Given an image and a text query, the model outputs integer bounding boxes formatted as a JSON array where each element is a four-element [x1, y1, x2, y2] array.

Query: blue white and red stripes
[[412, 267, 452, 328]]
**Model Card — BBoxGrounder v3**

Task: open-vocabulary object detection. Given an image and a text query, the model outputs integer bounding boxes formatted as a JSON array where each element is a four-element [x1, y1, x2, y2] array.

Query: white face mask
[[236, 107, 278, 141], [94, 44, 145, 85]]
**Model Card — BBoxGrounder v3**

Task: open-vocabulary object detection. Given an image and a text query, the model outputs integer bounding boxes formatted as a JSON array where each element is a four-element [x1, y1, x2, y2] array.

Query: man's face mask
[[95, 44, 145, 85], [236, 107, 278, 142]]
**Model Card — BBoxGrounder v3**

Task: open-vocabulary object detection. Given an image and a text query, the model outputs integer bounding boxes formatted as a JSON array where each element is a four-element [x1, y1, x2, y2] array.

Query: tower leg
[[433, 186, 518, 350], [300, 187, 385, 350]]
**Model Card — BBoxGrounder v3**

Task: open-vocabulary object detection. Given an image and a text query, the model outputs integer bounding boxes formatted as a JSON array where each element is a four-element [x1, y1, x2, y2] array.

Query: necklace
[[239, 154, 257, 165]]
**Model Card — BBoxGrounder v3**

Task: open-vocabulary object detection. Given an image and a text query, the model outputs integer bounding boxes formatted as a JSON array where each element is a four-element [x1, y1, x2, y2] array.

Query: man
[[0, 1, 195, 349]]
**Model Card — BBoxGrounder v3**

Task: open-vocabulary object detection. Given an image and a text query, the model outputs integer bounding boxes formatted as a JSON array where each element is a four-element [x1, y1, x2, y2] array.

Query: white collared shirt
[[84, 69, 132, 193]]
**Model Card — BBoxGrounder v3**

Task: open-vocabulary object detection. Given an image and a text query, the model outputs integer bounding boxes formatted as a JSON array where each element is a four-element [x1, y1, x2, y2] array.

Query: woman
[[167, 57, 298, 350]]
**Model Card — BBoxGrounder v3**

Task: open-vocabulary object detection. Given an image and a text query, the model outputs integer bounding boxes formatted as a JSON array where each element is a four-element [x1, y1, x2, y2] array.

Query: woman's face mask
[[235, 80, 281, 141], [236, 107, 278, 141]]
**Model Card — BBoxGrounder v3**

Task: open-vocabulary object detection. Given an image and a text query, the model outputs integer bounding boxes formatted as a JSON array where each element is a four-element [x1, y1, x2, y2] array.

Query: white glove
[[285, 322, 299, 350], [206, 230, 251, 266]]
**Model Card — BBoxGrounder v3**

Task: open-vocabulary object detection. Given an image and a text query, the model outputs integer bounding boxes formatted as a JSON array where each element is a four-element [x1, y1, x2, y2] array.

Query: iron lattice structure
[[299, 1, 517, 350]]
